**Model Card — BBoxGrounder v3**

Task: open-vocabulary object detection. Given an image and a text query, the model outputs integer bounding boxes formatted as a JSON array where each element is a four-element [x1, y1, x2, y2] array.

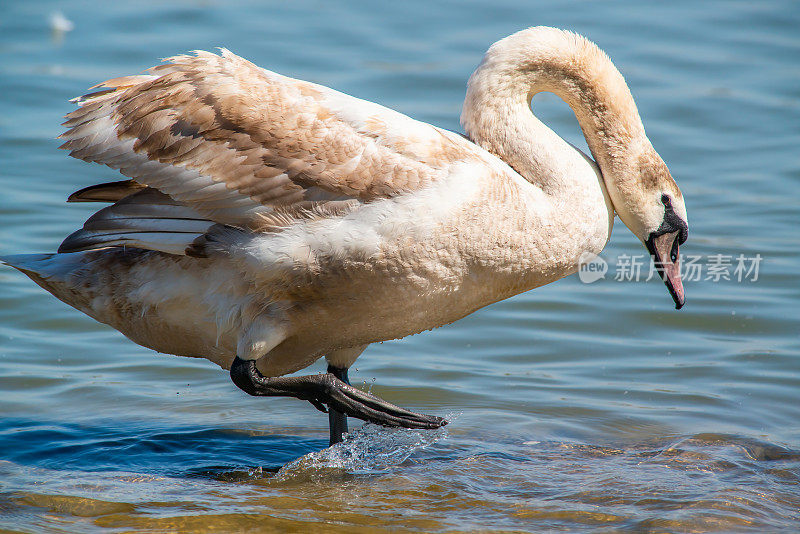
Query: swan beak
[[647, 231, 685, 309]]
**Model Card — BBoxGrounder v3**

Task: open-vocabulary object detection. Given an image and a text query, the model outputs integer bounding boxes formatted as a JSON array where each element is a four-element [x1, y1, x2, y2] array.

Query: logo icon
[[578, 251, 607, 284]]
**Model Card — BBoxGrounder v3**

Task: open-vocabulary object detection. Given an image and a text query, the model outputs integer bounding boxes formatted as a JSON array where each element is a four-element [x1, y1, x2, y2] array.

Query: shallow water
[[1, 0, 799, 532]]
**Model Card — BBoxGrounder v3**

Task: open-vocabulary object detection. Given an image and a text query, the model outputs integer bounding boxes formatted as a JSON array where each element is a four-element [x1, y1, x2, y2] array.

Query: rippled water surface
[[1, 0, 799, 532]]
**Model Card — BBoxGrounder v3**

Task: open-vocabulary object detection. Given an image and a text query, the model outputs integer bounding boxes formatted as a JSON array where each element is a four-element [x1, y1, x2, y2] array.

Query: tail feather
[[1, 253, 95, 311], [1, 253, 58, 276], [2, 253, 80, 277]]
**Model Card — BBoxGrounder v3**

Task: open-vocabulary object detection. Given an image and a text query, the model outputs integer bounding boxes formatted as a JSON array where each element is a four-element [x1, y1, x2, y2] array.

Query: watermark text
[[578, 253, 761, 284]]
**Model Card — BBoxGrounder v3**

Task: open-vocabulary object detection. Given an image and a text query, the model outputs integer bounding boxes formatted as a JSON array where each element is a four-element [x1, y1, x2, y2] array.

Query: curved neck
[[461, 28, 648, 193]]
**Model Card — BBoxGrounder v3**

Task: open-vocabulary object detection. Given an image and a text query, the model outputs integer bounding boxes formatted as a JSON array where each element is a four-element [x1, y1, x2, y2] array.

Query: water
[[0, 0, 798, 531]]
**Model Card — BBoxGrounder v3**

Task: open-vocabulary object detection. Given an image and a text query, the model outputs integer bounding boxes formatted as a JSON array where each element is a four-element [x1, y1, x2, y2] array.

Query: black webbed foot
[[230, 357, 448, 430]]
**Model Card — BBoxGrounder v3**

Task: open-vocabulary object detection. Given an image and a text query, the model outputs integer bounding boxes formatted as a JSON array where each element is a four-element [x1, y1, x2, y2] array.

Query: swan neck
[[461, 29, 648, 180]]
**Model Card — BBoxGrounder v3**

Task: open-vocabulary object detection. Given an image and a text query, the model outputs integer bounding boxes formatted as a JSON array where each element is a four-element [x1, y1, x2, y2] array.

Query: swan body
[[2, 27, 688, 439]]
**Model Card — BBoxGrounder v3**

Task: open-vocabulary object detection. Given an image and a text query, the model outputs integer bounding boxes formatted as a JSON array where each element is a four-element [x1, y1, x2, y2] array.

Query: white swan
[[1, 27, 688, 445]]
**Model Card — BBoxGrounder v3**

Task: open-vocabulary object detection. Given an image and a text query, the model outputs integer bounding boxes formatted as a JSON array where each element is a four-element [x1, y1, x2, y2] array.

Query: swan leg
[[229, 357, 448, 431], [327, 364, 349, 445]]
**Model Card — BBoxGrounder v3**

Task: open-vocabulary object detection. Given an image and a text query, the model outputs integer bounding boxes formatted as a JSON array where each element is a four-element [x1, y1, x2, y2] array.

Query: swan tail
[[1, 252, 97, 312]]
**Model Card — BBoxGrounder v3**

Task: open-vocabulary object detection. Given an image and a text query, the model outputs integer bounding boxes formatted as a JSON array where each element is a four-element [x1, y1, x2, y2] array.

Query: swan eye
[[661, 194, 672, 207]]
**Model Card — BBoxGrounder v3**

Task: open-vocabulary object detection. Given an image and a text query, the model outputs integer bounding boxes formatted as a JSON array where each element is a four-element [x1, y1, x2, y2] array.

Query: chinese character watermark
[[615, 254, 644, 282], [577, 253, 762, 284]]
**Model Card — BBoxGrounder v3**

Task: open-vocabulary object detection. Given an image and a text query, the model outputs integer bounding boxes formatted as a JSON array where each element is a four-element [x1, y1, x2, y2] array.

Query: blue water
[[1, 0, 799, 531]]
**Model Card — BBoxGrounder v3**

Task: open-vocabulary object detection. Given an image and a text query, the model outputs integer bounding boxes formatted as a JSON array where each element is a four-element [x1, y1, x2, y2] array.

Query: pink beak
[[651, 231, 685, 309]]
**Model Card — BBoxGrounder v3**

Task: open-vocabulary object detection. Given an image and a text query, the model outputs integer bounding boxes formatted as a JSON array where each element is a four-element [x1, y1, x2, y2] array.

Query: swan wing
[[58, 49, 472, 238]]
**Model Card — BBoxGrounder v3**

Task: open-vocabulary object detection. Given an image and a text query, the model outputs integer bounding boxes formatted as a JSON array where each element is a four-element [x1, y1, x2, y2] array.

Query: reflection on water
[[1, 0, 799, 531], [0, 420, 798, 532], [0, 419, 320, 476]]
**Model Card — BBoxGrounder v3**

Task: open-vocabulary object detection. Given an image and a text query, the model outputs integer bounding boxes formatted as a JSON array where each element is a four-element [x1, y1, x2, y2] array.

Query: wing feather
[[58, 188, 214, 255], [67, 180, 146, 203], [58, 49, 476, 228]]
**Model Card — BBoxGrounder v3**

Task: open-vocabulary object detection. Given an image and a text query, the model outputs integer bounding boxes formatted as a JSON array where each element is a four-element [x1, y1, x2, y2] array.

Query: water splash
[[276, 415, 456, 479]]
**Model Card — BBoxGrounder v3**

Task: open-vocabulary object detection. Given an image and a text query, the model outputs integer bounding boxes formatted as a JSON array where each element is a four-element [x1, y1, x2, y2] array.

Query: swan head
[[460, 26, 690, 308], [610, 145, 688, 309]]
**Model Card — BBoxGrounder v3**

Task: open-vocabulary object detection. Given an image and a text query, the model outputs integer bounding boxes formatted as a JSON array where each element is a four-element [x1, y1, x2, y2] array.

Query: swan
[[1, 27, 688, 446]]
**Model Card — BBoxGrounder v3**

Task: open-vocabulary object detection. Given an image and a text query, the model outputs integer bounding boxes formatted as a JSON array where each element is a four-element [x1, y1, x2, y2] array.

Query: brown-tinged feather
[[58, 48, 478, 228], [67, 180, 147, 203]]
